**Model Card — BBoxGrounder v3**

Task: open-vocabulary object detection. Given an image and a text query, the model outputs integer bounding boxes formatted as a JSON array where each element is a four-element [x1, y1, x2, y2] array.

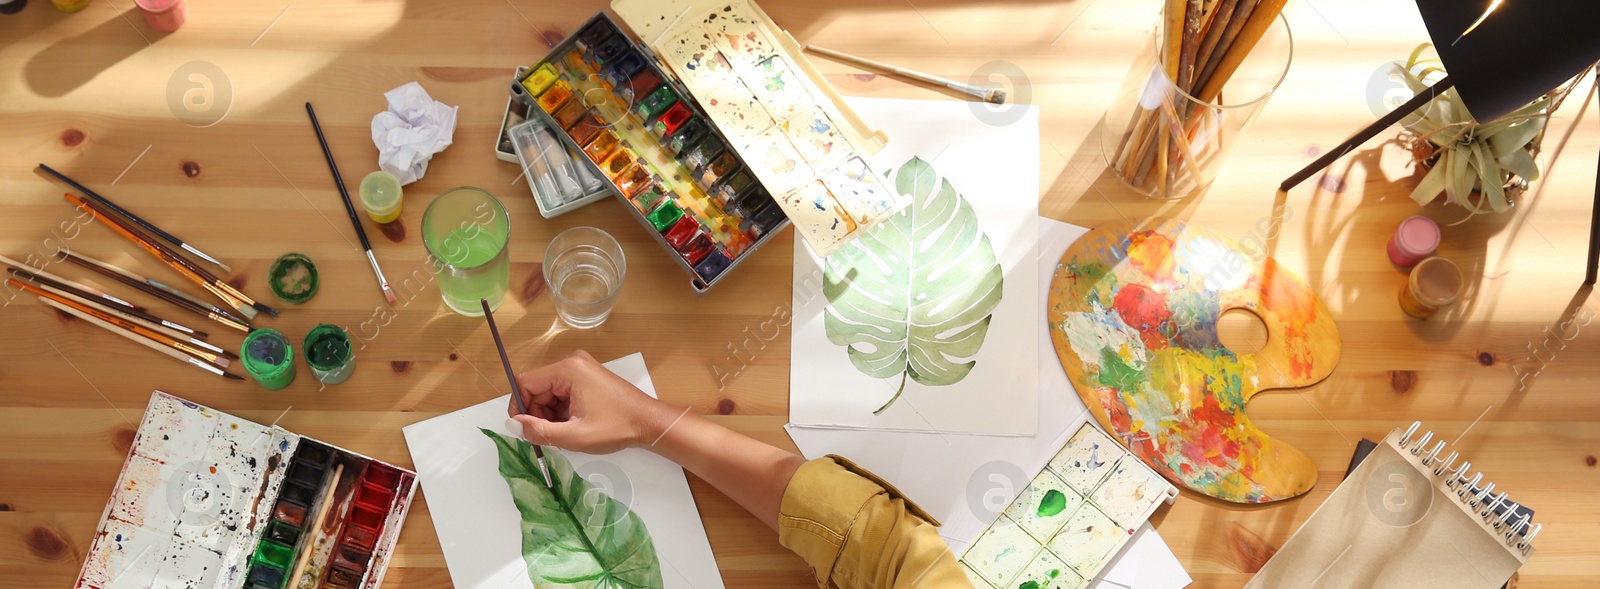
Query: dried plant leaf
[[1411, 155, 1450, 206]]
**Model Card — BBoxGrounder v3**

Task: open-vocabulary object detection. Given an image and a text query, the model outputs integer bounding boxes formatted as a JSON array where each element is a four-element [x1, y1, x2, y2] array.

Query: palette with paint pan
[[74, 392, 418, 589], [957, 422, 1178, 589], [612, 0, 907, 254], [506, 1, 906, 291]]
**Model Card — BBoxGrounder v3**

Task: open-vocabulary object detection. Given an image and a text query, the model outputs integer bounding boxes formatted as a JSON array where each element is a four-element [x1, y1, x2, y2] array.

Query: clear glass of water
[[543, 227, 626, 329], [422, 187, 510, 317]]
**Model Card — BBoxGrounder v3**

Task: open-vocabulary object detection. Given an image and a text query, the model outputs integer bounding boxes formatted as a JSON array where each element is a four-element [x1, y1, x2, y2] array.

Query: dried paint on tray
[[1047, 502, 1127, 576], [704, 2, 778, 70], [963, 519, 1039, 588], [664, 29, 738, 90], [783, 105, 851, 172], [959, 423, 1177, 589], [1015, 548, 1087, 589], [1091, 455, 1171, 529], [778, 181, 855, 254], [821, 157, 901, 226], [1048, 423, 1125, 493], [702, 78, 775, 147], [749, 55, 813, 120], [743, 127, 814, 195], [1001, 469, 1082, 543]]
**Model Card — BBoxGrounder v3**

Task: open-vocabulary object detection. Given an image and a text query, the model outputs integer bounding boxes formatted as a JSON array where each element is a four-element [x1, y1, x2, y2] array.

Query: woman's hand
[[506, 350, 674, 454]]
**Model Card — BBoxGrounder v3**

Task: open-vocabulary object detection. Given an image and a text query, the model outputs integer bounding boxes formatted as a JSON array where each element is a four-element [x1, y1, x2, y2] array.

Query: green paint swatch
[[254, 540, 295, 569], [1019, 582, 1040, 589], [1037, 489, 1068, 517]]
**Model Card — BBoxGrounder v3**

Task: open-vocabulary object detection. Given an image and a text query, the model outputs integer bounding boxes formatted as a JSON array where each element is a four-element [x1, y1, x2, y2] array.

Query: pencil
[[64, 193, 260, 319], [285, 463, 344, 589], [0, 253, 145, 312], [482, 298, 552, 488], [10, 278, 233, 366], [803, 44, 1008, 105], [305, 102, 398, 305], [6, 267, 209, 338], [59, 250, 251, 333], [37, 163, 232, 272], [35, 297, 242, 381]]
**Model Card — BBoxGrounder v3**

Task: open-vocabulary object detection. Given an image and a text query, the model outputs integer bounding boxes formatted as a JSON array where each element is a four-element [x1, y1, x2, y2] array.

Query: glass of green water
[[423, 187, 510, 317]]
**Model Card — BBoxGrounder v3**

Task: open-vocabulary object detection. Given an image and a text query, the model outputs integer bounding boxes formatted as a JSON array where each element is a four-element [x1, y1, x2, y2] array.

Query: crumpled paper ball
[[370, 82, 458, 185]]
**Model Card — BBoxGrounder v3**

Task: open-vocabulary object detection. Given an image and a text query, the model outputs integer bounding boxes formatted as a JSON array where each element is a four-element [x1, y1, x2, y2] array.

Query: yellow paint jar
[[359, 171, 404, 224], [52, 0, 90, 12], [1399, 256, 1463, 319]]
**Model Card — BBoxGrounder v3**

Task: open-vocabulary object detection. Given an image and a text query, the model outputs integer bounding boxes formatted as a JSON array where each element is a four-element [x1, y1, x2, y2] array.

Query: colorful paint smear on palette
[[958, 423, 1178, 589], [75, 392, 417, 589], [1046, 217, 1342, 504]]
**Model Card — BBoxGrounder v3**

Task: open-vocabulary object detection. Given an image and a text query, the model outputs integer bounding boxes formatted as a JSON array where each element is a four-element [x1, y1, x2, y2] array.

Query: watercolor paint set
[[75, 392, 418, 589], [507, 0, 909, 290], [959, 423, 1179, 589]]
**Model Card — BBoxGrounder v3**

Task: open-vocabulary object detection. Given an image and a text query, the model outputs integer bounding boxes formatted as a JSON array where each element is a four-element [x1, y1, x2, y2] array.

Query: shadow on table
[[23, 5, 174, 98]]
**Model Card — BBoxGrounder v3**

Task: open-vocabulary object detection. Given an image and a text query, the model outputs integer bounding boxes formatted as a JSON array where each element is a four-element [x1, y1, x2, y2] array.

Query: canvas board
[[789, 97, 1041, 434], [402, 353, 724, 589]]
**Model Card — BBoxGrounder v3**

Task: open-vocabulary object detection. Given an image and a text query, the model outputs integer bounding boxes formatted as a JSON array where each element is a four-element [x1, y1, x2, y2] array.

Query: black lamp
[[1280, 0, 1600, 285]]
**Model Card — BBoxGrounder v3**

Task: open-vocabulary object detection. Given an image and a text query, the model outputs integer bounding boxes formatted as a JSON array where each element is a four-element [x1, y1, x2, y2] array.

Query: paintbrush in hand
[[305, 102, 398, 305], [482, 297, 552, 488]]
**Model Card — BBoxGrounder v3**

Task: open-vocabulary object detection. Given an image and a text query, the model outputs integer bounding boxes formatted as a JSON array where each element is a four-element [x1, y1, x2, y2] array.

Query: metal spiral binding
[[1517, 523, 1541, 555], [1493, 503, 1518, 530], [1457, 472, 1483, 498], [1446, 461, 1471, 487], [1433, 451, 1459, 476], [1399, 422, 1421, 447], [1394, 423, 1537, 555]]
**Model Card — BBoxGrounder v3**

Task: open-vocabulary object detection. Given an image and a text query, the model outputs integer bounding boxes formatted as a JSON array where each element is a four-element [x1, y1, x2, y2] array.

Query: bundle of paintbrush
[[1, 257, 243, 381], [1106, 0, 1289, 198], [36, 164, 274, 319]]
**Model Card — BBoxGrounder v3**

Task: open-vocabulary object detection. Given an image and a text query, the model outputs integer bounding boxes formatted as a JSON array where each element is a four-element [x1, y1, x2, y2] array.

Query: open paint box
[[75, 392, 418, 589], [507, 0, 909, 291]]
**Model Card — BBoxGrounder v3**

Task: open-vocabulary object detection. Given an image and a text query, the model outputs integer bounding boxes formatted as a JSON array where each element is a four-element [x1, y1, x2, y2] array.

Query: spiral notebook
[[1245, 423, 1539, 588]]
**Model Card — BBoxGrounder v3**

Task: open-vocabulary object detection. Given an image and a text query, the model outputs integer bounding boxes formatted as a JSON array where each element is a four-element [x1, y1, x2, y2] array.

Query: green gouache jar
[[242, 328, 296, 390], [303, 324, 355, 385], [269, 253, 319, 304]]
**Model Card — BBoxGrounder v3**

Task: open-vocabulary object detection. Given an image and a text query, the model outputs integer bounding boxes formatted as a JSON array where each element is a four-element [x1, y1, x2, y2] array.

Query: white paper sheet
[[790, 97, 1042, 435], [403, 354, 724, 589], [1094, 525, 1192, 589]]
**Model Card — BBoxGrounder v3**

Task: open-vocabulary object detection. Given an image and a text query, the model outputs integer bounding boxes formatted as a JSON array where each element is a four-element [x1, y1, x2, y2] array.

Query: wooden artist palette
[[1047, 217, 1340, 503]]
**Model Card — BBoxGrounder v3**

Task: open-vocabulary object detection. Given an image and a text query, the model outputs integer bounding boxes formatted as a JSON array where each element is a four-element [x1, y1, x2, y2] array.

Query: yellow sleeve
[[777, 455, 973, 589]]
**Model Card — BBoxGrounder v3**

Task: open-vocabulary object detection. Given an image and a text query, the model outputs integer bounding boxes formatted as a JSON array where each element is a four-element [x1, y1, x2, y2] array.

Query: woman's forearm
[[642, 408, 806, 530]]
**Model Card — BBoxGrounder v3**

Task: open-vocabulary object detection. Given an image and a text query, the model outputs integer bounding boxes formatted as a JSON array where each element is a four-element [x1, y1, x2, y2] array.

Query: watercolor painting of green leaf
[[481, 428, 664, 589], [822, 156, 1004, 414]]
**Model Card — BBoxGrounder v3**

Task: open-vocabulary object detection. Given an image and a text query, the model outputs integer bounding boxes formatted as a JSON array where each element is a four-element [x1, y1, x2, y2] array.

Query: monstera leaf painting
[[823, 156, 1004, 413], [481, 428, 664, 589]]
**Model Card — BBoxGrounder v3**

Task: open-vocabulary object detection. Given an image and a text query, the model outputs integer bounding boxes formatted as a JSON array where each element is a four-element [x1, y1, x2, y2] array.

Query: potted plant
[[1385, 43, 1590, 222]]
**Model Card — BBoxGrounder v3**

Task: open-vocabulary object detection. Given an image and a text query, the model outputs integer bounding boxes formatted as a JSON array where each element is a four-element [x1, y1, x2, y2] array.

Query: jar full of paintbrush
[[1102, 0, 1293, 199]]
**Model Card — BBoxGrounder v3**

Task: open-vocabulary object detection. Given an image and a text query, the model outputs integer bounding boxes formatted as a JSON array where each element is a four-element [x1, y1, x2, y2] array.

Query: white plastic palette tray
[[959, 423, 1179, 589]]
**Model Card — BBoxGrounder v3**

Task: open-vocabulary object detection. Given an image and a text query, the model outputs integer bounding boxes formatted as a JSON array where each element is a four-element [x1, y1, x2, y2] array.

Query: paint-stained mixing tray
[[958, 422, 1179, 589], [507, 0, 908, 292], [74, 392, 419, 589]]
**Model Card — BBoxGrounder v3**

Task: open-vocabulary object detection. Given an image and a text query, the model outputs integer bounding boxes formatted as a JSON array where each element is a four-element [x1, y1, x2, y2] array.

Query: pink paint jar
[[1387, 215, 1440, 267], [134, 0, 186, 33]]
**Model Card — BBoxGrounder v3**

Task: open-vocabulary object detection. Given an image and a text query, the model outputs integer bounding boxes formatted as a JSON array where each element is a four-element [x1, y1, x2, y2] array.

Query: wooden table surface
[[2, 0, 1597, 587]]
